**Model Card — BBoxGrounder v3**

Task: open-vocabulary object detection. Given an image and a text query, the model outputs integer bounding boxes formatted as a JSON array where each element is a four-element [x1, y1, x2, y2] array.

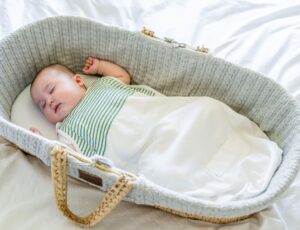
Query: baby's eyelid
[[50, 86, 55, 94]]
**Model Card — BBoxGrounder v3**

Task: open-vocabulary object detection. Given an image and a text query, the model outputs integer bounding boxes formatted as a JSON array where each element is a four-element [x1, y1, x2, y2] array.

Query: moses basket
[[0, 16, 299, 227]]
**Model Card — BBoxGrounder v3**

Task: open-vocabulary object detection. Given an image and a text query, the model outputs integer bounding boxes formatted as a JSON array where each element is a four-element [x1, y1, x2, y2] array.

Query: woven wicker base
[[156, 206, 252, 224]]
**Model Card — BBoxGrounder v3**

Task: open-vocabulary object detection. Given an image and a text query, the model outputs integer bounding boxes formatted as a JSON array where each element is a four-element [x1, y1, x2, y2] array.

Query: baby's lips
[[54, 103, 61, 113]]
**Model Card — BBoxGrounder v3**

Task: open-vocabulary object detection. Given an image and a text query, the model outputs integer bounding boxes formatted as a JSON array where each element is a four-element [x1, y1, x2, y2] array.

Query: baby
[[30, 57, 282, 201], [30, 57, 130, 126]]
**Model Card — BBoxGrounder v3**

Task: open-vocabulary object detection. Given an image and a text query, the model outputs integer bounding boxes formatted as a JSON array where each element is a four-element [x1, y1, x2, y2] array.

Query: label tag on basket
[[78, 170, 103, 187]]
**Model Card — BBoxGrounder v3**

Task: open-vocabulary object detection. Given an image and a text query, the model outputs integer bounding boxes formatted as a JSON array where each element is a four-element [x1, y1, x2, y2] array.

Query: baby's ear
[[73, 74, 85, 86]]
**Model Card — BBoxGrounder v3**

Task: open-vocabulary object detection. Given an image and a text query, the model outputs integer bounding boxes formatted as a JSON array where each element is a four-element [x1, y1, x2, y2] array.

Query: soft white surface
[[1, 0, 300, 229], [105, 95, 282, 201]]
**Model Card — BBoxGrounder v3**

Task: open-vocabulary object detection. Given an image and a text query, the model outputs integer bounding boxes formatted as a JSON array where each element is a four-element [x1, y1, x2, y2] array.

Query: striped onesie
[[56, 76, 160, 157]]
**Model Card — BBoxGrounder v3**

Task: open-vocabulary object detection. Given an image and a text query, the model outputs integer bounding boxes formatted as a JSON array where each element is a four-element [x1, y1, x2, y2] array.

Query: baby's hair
[[30, 64, 75, 91]]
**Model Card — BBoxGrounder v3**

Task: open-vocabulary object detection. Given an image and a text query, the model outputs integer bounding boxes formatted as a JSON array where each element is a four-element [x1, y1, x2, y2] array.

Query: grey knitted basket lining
[[0, 16, 299, 219]]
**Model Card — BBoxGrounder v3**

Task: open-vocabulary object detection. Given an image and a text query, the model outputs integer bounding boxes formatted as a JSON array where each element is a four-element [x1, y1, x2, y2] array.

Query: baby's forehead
[[31, 68, 61, 94], [40, 66, 64, 77], [33, 68, 56, 86], [36, 66, 70, 82], [31, 64, 74, 92]]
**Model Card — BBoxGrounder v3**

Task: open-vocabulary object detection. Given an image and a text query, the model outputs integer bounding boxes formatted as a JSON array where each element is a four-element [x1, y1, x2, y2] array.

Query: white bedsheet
[[1, 0, 299, 229]]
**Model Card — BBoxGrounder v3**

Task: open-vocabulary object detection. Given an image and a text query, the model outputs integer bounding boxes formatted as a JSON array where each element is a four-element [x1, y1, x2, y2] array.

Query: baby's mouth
[[54, 103, 61, 113]]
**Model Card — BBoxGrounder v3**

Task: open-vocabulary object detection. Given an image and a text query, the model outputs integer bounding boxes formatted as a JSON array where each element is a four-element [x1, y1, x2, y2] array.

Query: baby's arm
[[83, 57, 130, 84]]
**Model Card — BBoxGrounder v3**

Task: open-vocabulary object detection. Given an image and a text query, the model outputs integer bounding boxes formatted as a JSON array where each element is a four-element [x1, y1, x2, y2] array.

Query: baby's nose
[[48, 99, 54, 107]]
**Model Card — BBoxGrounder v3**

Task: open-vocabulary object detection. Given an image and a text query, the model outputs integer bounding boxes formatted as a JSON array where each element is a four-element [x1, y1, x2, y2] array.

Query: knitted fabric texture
[[0, 16, 299, 219]]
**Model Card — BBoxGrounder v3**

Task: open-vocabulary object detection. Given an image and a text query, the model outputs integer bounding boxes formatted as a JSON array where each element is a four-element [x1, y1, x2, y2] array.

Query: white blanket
[[105, 95, 282, 201]]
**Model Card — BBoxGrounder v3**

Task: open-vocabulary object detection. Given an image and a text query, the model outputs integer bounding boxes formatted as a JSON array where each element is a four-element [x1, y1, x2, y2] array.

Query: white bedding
[[1, 0, 300, 229], [106, 95, 282, 201]]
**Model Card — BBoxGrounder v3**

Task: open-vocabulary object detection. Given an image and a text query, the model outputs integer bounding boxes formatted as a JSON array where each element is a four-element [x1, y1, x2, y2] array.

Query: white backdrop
[[0, 1, 299, 229]]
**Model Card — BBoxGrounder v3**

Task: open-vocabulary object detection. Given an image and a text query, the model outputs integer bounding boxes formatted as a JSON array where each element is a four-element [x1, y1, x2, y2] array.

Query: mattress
[[1, 1, 300, 229]]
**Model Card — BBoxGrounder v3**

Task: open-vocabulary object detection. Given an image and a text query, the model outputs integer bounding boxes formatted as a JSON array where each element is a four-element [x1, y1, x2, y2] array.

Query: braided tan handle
[[50, 147, 134, 227]]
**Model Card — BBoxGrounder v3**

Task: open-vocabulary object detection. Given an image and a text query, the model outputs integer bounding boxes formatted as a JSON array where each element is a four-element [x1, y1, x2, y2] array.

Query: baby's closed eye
[[50, 86, 55, 94]]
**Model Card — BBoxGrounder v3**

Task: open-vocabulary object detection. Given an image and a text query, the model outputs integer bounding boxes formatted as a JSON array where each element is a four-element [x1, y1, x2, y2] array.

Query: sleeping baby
[[30, 57, 283, 202]]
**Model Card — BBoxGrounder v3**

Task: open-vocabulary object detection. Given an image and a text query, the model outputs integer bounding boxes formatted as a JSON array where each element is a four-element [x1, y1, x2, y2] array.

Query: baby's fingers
[[82, 64, 91, 71], [29, 127, 42, 135], [30, 127, 37, 132], [87, 57, 94, 64]]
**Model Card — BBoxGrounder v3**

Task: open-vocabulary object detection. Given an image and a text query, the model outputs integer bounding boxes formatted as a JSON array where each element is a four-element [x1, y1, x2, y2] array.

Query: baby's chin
[[54, 114, 68, 124], [49, 104, 77, 124], [49, 118, 63, 124], [48, 113, 67, 124], [54, 107, 74, 123]]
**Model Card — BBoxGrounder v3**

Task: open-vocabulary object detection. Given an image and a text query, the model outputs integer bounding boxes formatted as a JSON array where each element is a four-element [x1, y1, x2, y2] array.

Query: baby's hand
[[29, 127, 43, 136], [82, 57, 101, 75]]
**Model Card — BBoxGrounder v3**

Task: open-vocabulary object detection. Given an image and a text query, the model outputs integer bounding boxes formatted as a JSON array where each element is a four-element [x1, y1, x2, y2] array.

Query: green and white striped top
[[57, 77, 159, 156]]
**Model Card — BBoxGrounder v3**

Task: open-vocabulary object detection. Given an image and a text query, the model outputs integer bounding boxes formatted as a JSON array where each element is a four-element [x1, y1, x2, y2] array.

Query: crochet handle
[[50, 147, 134, 227]]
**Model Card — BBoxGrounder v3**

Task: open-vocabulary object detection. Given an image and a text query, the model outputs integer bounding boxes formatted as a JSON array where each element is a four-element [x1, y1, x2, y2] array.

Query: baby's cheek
[[44, 110, 55, 123]]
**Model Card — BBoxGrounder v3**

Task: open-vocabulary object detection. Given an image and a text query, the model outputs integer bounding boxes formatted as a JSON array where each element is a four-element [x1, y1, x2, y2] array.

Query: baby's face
[[31, 67, 86, 124]]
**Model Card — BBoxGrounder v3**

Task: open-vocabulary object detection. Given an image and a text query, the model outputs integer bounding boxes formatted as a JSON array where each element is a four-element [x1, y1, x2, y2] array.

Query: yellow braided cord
[[50, 147, 134, 227], [156, 206, 251, 224]]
